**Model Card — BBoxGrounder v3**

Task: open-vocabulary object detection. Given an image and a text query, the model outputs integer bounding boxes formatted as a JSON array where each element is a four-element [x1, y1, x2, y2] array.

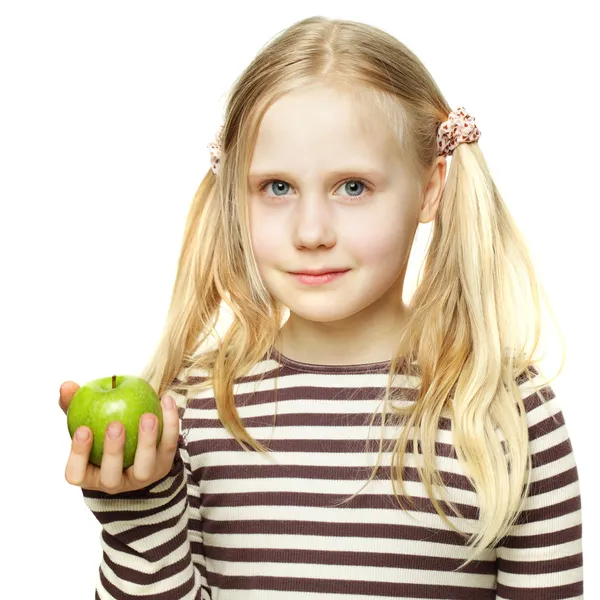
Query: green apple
[[67, 375, 163, 469]]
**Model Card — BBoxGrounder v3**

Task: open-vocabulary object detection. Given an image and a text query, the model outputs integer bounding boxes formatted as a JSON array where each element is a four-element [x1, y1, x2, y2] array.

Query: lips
[[290, 268, 350, 275]]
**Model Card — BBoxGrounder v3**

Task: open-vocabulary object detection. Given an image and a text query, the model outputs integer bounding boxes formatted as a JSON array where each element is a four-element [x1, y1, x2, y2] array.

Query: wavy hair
[[140, 16, 566, 569]]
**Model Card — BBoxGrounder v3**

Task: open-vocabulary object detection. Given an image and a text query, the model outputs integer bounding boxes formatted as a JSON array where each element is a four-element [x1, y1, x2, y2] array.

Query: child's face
[[247, 83, 435, 326]]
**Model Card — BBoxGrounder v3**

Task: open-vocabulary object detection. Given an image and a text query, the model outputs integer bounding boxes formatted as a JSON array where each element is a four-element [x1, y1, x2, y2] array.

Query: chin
[[263, 271, 372, 322], [280, 294, 365, 323], [287, 307, 357, 323]]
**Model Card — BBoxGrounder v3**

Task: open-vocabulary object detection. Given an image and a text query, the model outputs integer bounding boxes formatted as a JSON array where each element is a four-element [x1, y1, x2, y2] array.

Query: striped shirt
[[81, 347, 584, 599]]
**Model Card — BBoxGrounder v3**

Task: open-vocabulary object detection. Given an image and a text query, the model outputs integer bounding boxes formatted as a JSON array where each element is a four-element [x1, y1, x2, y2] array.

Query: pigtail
[[374, 138, 566, 567]]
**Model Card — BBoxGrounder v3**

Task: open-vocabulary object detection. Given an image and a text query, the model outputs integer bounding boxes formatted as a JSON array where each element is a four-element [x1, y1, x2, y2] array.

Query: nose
[[291, 195, 336, 250]]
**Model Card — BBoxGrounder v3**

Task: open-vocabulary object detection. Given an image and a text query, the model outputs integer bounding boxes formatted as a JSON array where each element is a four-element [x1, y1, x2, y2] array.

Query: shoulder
[[165, 361, 213, 412], [515, 365, 562, 423], [513, 365, 574, 457]]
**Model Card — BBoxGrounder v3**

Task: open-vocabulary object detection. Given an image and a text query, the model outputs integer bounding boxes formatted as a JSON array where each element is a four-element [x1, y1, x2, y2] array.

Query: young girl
[[62, 15, 584, 599]]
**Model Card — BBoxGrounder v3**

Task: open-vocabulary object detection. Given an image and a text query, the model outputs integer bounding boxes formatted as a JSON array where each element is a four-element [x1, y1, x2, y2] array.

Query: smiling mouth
[[289, 270, 350, 285], [289, 269, 350, 276]]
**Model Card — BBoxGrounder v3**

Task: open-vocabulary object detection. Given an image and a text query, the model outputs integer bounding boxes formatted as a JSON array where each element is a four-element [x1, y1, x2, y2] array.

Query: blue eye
[[265, 181, 291, 196], [258, 178, 371, 200]]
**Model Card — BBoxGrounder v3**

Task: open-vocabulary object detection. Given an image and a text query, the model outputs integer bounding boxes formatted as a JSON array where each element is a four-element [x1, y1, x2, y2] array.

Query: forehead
[[249, 85, 400, 172]]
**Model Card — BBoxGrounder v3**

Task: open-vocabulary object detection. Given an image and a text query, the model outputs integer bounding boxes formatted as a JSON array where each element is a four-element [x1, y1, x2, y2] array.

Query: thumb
[[59, 381, 80, 415]]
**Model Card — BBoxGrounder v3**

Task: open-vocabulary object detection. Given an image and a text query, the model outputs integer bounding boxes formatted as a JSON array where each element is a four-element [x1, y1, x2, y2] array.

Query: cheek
[[346, 212, 414, 264], [249, 212, 283, 266]]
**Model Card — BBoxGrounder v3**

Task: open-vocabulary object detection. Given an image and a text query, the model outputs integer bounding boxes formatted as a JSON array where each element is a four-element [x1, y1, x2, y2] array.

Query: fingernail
[[107, 423, 122, 440], [75, 428, 89, 443], [141, 414, 155, 432], [161, 395, 174, 410]]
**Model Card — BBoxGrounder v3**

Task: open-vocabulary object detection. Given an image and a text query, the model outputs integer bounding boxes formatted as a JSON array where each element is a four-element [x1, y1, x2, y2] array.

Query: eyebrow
[[247, 168, 386, 182]]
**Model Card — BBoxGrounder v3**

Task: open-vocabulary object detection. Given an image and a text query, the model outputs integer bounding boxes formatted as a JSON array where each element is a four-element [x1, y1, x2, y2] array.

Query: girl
[[62, 15, 583, 599]]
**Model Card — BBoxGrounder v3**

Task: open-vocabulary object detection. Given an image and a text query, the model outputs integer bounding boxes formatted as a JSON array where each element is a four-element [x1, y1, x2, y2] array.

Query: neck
[[275, 303, 409, 366]]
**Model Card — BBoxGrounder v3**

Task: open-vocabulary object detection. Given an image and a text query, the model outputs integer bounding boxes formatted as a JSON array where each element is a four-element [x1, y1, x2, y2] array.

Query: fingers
[[65, 426, 95, 487], [156, 396, 180, 471], [131, 413, 158, 484], [59, 381, 80, 415], [64, 396, 178, 494], [99, 422, 126, 493]]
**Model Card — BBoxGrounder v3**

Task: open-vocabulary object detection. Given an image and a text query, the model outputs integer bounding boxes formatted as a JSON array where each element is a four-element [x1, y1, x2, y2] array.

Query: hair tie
[[208, 124, 223, 176], [437, 107, 481, 157], [207, 107, 481, 174]]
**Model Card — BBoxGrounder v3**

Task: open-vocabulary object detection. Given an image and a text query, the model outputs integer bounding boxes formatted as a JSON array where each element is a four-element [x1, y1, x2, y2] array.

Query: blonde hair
[[140, 16, 566, 569]]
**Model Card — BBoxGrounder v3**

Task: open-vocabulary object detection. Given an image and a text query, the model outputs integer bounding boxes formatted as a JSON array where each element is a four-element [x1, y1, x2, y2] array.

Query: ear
[[418, 156, 447, 224]]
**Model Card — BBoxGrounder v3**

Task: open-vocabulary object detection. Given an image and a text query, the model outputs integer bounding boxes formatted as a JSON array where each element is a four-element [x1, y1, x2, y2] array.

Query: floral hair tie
[[437, 107, 481, 157], [207, 124, 223, 175]]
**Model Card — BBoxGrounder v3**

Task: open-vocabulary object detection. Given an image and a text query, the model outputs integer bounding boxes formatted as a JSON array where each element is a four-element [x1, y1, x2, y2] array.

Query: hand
[[60, 381, 180, 494]]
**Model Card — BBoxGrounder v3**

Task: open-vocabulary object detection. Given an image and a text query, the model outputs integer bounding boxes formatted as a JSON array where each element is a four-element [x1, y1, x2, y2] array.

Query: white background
[[1, 1, 597, 596]]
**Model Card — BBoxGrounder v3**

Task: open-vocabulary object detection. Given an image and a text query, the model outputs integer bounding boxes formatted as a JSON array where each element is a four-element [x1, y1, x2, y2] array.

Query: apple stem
[[112, 375, 116, 389]]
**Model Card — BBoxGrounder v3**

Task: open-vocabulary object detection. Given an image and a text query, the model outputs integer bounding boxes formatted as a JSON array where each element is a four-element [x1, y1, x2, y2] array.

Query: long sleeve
[[495, 378, 584, 599], [80, 404, 211, 599]]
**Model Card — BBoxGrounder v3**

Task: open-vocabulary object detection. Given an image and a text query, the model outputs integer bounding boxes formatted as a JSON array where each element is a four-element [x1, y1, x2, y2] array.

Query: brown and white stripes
[[81, 348, 584, 599]]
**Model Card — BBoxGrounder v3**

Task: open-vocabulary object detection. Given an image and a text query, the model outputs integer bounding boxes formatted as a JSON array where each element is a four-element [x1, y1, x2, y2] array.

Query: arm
[[81, 405, 211, 599], [495, 377, 583, 599]]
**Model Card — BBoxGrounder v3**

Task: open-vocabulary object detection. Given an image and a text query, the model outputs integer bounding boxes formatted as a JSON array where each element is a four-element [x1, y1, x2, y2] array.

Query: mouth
[[289, 269, 350, 276], [288, 270, 350, 285]]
